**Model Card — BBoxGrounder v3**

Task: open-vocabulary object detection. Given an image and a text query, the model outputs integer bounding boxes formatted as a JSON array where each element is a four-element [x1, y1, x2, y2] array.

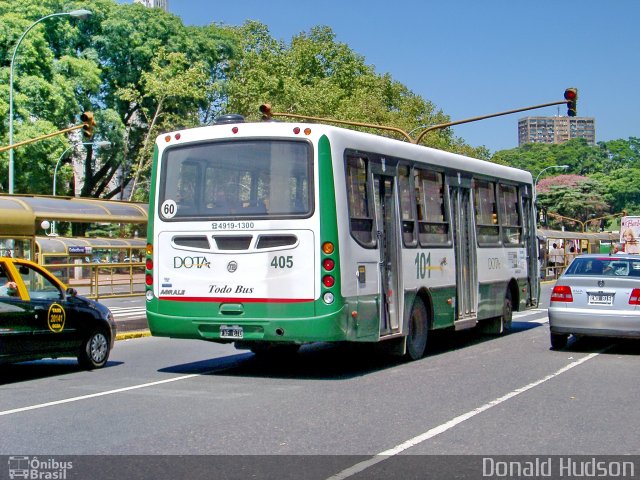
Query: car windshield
[[564, 257, 640, 277]]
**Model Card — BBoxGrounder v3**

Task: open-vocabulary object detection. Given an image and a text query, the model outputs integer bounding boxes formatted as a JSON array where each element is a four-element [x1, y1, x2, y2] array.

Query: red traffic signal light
[[564, 88, 578, 117], [80, 111, 96, 138]]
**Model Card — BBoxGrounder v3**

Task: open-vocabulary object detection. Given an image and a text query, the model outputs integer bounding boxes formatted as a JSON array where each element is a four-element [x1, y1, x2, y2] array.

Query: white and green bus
[[145, 115, 539, 359]]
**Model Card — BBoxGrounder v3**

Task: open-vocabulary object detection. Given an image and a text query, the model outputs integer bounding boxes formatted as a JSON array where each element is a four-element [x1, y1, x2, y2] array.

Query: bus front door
[[372, 172, 401, 336], [449, 181, 478, 328]]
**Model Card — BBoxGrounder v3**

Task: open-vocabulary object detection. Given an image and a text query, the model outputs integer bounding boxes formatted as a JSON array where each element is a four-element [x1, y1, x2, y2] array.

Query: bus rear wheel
[[405, 298, 429, 361], [482, 289, 513, 335], [500, 289, 513, 334]]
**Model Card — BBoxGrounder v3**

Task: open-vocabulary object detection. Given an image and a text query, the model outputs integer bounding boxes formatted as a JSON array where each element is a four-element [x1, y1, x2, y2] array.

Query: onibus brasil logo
[[8, 456, 72, 479]]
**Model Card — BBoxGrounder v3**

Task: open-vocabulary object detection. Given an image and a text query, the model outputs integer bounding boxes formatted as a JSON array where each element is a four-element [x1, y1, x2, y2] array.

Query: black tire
[[500, 289, 513, 334], [405, 298, 429, 361], [550, 332, 569, 350], [480, 288, 513, 335], [78, 328, 111, 370]]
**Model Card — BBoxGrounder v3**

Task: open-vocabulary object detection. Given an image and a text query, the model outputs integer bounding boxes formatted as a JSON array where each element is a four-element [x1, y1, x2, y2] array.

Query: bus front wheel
[[405, 299, 429, 361]]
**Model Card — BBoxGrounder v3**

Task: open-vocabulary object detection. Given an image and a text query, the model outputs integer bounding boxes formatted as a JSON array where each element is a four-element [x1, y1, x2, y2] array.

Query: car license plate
[[220, 325, 243, 339], [588, 294, 613, 305]]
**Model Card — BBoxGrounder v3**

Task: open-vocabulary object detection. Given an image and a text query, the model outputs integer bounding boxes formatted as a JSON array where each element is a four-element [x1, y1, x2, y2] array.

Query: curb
[[116, 330, 151, 341]]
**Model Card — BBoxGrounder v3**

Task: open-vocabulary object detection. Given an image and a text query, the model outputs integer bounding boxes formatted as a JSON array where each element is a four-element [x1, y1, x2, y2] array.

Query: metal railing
[[43, 261, 145, 299]]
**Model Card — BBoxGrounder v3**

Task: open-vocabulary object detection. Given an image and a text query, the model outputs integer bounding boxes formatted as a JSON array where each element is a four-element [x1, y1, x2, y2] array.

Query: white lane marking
[[514, 309, 548, 324], [327, 350, 603, 480], [0, 374, 199, 417], [110, 306, 146, 319]]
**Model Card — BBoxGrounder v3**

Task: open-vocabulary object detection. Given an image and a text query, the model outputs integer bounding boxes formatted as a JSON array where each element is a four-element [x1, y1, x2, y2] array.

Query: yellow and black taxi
[[0, 257, 116, 369]]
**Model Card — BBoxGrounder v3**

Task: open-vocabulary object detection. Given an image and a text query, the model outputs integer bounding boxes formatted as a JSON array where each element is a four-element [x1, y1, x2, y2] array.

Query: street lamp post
[[8, 9, 92, 194], [51, 140, 110, 235], [534, 165, 569, 200]]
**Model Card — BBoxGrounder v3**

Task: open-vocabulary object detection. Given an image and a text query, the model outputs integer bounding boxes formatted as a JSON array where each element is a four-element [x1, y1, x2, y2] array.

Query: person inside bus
[[209, 188, 233, 213]]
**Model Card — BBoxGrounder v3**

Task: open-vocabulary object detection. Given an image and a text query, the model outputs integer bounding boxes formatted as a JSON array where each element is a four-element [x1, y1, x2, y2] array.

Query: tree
[[224, 22, 487, 158], [0, 0, 235, 198], [494, 137, 640, 223], [536, 174, 611, 230], [118, 48, 209, 200]]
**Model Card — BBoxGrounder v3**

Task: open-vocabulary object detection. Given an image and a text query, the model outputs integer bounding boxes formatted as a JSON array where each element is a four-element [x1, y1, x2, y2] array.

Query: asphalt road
[[1, 283, 639, 479], [101, 281, 556, 334]]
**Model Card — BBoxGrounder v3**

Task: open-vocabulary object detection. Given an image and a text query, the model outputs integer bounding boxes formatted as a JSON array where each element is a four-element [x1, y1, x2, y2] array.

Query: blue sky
[[124, 0, 638, 153]]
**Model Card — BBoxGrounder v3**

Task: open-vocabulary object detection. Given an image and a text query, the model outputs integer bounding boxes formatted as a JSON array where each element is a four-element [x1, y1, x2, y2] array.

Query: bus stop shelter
[[0, 195, 148, 297], [537, 228, 620, 279], [0, 194, 147, 260]]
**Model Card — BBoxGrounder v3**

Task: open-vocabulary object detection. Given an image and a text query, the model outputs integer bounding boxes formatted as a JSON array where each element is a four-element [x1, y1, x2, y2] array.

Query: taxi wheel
[[78, 328, 111, 370]]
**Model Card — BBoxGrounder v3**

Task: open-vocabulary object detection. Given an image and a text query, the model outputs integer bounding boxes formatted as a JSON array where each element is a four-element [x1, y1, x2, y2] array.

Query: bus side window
[[499, 184, 522, 245], [474, 179, 500, 245], [415, 168, 449, 245], [346, 155, 374, 246], [398, 165, 416, 246]]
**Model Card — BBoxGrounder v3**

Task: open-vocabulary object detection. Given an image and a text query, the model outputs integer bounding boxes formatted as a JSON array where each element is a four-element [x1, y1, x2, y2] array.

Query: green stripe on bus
[[316, 135, 344, 319], [146, 298, 350, 342], [145, 145, 158, 296]]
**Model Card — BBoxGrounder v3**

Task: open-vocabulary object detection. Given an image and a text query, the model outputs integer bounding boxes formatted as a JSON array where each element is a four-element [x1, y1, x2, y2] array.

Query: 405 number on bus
[[271, 256, 293, 269]]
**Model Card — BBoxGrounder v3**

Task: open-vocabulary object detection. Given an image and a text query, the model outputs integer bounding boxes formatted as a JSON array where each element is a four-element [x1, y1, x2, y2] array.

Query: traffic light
[[81, 111, 96, 138], [259, 103, 273, 121], [564, 88, 578, 117]]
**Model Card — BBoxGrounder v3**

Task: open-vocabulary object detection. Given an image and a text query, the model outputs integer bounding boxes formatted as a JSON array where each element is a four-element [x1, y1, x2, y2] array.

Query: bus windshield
[[159, 139, 312, 220]]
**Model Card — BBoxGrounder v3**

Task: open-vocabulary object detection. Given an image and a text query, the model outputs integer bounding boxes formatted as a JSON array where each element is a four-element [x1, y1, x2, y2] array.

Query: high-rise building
[[518, 116, 596, 146], [134, 0, 169, 11]]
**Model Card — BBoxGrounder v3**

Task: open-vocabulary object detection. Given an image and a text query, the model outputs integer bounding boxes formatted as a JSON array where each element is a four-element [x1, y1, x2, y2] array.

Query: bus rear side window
[[346, 156, 374, 246]]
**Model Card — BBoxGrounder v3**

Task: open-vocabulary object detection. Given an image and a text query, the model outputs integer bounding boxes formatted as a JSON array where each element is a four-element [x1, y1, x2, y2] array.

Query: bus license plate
[[588, 294, 613, 305], [220, 325, 243, 339]]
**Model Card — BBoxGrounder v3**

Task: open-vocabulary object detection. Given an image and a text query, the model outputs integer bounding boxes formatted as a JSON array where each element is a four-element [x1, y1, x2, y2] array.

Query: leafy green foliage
[[0, 0, 234, 198], [0, 0, 634, 222], [224, 22, 486, 158], [494, 137, 640, 230]]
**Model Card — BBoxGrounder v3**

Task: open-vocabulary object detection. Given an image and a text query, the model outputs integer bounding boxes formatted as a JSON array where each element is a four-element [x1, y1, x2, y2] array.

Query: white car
[[548, 254, 640, 349]]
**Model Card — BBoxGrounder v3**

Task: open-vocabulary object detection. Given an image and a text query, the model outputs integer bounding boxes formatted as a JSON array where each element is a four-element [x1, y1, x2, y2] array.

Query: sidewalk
[[114, 314, 150, 340]]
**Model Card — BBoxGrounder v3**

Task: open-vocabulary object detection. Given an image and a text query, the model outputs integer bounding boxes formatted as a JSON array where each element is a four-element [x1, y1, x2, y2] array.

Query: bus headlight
[[323, 292, 335, 304]]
